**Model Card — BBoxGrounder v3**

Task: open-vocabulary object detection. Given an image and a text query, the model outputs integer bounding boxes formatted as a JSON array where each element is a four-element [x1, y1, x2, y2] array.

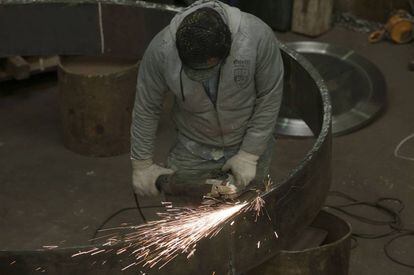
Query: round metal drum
[[276, 41, 387, 137]]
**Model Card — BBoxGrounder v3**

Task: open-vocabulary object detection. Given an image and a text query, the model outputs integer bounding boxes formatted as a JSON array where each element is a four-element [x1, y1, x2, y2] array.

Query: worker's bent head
[[176, 7, 232, 82]]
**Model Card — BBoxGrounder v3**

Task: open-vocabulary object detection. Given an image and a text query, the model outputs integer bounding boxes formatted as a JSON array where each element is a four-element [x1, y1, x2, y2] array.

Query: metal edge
[[0, 0, 184, 12]]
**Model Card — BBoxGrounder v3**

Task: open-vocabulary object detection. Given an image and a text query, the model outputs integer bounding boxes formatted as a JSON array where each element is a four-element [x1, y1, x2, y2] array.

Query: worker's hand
[[132, 159, 174, 196], [222, 150, 259, 188]]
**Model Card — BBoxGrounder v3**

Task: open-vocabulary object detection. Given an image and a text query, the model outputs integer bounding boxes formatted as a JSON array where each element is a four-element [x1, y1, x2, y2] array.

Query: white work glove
[[222, 150, 259, 188], [131, 159, 174, 196]]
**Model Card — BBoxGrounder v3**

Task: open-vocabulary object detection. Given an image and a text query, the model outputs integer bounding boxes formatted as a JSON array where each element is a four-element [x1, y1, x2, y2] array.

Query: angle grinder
[[155, 170, 248, 204]]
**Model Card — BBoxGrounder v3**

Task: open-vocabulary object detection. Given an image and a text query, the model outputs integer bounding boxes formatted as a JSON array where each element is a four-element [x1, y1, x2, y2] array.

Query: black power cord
[[91, 193, 162, 243], [91, 207, 138, 243], [133, 193, 148, 224], [326, 190, 414, 269], [384, 231, 414, 268], [325, 191, 404, 239]]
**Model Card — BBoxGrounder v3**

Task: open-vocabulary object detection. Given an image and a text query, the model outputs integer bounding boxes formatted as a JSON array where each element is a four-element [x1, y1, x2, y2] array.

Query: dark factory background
[[0, 0, 413, 274]]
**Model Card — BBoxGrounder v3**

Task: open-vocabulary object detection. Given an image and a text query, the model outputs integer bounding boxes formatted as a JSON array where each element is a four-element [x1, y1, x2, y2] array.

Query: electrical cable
[[91, 192, 162, 243], [384, 231, 414, 268], [326, 190, 414, 269], [91, 207, 137, 243], [325, 192, 404, 239], [134, 193, 148, 223]]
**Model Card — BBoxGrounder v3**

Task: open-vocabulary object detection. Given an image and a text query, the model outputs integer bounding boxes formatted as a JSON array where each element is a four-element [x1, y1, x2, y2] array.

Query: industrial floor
[[1, 27, 413, 274]]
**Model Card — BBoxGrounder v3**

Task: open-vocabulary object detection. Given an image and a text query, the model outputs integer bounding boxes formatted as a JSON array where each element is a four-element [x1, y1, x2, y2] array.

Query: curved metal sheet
[[0, 2, 332, 274], [276, 41, 387, 137]]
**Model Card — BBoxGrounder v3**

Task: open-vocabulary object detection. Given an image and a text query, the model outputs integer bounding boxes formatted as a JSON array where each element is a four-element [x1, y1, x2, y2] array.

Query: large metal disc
[[276, 41, 387, 137]]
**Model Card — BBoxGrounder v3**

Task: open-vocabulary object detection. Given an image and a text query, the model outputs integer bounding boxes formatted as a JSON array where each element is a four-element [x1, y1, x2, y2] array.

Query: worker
[[131, 0, 284, 197]]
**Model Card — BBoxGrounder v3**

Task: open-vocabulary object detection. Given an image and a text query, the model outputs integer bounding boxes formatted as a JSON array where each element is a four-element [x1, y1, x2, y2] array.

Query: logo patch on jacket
[[233, 59, 251, 88]]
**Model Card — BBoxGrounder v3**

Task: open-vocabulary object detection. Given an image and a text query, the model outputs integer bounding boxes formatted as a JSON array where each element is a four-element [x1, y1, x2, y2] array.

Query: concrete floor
[[278, 28, 414, 274], [1, 26, 414, 274]]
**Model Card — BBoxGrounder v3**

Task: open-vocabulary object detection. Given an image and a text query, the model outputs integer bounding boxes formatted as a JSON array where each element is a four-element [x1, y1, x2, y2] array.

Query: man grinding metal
[[131, 0, 284, 200]]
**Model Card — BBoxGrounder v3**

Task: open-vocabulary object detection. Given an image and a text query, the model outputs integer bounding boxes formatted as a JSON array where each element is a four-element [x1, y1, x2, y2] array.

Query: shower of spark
[[248, 196, 266, 222], [124, 202, 248, 269], [72, 196, 273, 270]]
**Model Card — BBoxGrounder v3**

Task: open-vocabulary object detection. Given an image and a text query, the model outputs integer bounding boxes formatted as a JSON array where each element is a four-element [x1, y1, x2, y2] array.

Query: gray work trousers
[[167, 135, 275, 187]]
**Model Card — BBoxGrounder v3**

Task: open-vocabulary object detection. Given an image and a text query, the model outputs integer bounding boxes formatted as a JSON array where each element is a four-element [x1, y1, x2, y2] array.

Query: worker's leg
[[167, 140, 225, 185], [168, 136, 276, 186], [166, 140, 225, 205]]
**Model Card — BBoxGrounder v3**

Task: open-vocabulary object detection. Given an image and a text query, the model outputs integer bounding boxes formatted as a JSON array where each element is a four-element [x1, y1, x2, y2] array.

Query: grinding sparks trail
[[129, 202, 248, 269], [73, 197, 273, 270]]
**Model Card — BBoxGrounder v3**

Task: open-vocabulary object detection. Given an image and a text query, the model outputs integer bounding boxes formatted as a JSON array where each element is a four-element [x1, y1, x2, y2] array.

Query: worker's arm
[[240, 27, 284, 156], [131, 40, 168, 161], [130, 38, 174, 196], [223, 27, 283, 188]]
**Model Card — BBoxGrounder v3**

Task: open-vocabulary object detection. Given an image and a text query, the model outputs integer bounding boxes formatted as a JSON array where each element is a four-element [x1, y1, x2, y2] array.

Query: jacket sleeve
[[130, 38, 168, 160], [240, 27, 284, 156]]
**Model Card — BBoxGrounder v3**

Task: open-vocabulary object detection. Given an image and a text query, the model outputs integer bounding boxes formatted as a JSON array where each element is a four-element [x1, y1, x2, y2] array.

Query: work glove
[[132, 159, 174, 196], [222, 150, 259, 188]]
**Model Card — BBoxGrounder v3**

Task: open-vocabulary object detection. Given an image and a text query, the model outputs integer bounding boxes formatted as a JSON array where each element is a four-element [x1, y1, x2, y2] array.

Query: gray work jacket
[[131, 0, 284, 160]]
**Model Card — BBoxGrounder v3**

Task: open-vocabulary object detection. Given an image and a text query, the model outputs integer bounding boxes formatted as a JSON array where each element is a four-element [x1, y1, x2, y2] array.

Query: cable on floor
[[326, 190, 414, 269], [91, 192, 162, 243]]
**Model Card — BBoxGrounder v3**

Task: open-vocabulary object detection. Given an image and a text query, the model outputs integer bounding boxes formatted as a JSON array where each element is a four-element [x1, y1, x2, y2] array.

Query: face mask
[[183, 62, 222, 82]]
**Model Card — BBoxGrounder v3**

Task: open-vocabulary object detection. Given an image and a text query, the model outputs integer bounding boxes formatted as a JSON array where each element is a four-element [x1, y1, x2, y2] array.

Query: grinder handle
[[155, 174, 173, 192]]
